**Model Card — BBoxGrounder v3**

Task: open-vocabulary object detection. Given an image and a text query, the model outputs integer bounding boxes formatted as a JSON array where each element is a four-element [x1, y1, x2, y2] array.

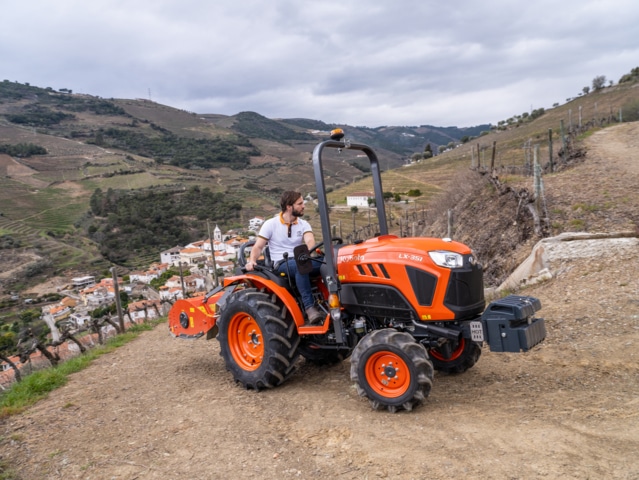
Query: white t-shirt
[[258, 213, 312, 263]]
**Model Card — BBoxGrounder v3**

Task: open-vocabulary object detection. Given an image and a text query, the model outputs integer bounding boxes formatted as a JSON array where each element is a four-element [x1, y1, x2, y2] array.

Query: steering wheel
[[309, 237, 343, 255], [241, 263, 265, 273]]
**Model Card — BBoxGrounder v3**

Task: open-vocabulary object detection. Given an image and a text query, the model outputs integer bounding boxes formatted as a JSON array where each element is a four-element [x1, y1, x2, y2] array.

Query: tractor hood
[[336, 235, 474, 267], [335, 234, 485, 322]]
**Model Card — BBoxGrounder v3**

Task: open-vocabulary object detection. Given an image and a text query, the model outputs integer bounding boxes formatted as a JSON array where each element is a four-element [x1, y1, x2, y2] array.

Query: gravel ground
[[1, 123, 638, 480]]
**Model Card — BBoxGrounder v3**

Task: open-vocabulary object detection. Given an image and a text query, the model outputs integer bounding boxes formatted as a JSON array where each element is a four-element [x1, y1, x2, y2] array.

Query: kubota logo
[[338, 254, 365, 263]]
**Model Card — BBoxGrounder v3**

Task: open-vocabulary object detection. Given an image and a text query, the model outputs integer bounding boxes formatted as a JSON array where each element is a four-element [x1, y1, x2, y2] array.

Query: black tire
[[428, 338, 482, 374], [217, 288, 300, 389], [350, 329, 434, 412], [298, 338, 353, 366]]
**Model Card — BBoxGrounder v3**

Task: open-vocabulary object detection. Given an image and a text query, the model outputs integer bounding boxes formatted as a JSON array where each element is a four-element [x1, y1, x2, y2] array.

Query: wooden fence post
[[111, 267, 125, 332], [491, 141, 496, 170], [548, 128, 553, 173]]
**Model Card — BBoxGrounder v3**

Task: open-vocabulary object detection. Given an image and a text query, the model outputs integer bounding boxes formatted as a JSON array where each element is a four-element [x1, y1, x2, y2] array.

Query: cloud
[[2, 0, 638, 127]]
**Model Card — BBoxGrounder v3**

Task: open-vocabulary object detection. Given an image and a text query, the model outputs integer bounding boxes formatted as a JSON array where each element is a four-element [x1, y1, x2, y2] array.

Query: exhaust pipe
[[422, 324, 461, 341]]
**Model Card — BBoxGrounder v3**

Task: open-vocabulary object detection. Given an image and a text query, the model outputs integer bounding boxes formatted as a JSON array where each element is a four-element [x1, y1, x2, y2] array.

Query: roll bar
[[311, 139, 388, 294]]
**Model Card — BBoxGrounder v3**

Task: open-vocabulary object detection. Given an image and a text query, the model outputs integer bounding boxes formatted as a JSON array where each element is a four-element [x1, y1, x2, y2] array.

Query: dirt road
[[1, 124, 638, 479]]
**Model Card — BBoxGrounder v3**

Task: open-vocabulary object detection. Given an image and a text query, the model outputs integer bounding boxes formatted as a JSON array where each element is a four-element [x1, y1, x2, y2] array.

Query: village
[[0, 216, 269, 386], [1, 190, 387, 386]]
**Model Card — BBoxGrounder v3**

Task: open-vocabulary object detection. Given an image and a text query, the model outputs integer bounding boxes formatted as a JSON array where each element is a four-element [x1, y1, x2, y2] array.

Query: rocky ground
[[0, 123, 638, 479]]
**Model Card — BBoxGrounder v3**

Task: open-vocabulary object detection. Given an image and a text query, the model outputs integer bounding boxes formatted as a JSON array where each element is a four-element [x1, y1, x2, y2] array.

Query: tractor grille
[[405, 266, 437, 306], [340, 284, 414, 321], [443, 256, 485, 319]]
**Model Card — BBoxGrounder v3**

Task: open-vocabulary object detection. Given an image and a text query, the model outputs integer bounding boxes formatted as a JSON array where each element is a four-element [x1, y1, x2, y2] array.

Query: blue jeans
[[277, 257, 323, 309]]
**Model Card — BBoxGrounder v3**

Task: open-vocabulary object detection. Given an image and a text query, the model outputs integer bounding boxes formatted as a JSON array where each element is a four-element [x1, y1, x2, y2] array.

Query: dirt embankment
[[1, 123, 638, 480]]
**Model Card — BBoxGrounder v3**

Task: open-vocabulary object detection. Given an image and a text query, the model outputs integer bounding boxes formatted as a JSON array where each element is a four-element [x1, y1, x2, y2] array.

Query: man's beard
[[292, 209, 303, 217]]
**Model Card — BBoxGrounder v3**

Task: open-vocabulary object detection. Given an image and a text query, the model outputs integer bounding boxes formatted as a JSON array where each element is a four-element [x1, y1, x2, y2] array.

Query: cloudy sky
[[2, 0, 638, 128]]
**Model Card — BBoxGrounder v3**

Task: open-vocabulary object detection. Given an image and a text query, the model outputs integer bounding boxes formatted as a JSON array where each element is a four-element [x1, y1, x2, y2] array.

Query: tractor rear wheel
[[217, 288, 300, 389], [350, 329, 434, 412], [428, 338, 481, 374]]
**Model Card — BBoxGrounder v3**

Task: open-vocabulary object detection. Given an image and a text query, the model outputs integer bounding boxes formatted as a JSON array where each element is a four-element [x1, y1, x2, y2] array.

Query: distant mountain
[[279, 119, 492, 156]]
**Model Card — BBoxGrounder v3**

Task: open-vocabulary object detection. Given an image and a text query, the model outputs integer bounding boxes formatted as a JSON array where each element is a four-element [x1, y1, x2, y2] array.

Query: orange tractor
[[168, 130, 546, 412]]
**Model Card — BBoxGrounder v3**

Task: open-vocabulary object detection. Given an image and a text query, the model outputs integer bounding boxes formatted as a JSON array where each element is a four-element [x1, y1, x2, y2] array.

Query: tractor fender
[[223, 274, 306, 328]]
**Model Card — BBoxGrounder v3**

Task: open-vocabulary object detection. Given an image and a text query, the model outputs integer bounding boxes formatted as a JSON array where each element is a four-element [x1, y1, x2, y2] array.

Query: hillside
[[0, 77, 638, 296], [1, 123, 638, 479]]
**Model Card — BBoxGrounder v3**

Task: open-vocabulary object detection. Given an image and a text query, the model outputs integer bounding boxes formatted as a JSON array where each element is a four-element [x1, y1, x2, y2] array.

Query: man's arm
[[246, 236, 268, 271], [303, 231, 316, 251]]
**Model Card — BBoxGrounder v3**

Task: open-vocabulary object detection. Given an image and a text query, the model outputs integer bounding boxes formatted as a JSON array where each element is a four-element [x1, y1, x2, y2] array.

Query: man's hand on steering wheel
[[245, 260, 257, 271], [309, 237, 343, 255]]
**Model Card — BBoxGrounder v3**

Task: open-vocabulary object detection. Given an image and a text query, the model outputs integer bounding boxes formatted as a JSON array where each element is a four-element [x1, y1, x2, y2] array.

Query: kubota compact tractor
[[168, 130, 546, 412]]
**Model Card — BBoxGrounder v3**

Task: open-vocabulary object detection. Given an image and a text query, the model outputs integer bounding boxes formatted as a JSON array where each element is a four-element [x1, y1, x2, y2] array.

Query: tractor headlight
[[328, 293, 342, 322], [428, 250, 464, 268]]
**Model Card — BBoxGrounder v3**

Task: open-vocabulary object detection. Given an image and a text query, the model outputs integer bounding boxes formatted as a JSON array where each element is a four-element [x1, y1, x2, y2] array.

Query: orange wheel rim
[[430, 338, 465, 362], [364, 351, 410, 398], [228, 312, 264, 371]]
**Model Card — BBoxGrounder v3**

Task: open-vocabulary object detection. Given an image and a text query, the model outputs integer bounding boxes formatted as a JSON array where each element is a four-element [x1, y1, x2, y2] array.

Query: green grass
[[571, 202, 602, 212], [569, 219, 586, 229], [0, 459, 18, 480], [0, 319, 163, 418]]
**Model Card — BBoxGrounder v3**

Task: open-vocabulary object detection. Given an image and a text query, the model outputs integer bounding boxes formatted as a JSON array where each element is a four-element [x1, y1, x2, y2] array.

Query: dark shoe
[[305, 306, 324, 325]]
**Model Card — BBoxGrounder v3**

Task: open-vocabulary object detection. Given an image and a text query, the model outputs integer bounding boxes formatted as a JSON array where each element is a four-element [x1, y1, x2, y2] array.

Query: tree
[[424, 143, 432, 156], [592, 75, 606, 91], [19, 328, 59, 367], [582, 86, 590, 95], [619, 67, 639, 84]]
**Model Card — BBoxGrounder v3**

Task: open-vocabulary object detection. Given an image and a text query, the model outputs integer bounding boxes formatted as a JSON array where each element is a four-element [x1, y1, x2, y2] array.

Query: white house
[[183, 274, 206, 293], [346, 193, 372, 207], [159, 286, 183, 301], [129, 270, 160, 284], [160, 246, 182, 266], [80, 278, 120, 308], [163, 274, 205, 293], [216, 260, 235, 273], [179, 247, 207, 266], [72, 275, 95, 289], [82, 286, 115, 308], [127, 299, 161, 322], [69, 312, 91, 329]]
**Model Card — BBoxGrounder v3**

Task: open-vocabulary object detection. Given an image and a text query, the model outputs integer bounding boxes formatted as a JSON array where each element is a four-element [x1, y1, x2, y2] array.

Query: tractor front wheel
[[217, 288, 300, 389], [350, 329, 434, 412]]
